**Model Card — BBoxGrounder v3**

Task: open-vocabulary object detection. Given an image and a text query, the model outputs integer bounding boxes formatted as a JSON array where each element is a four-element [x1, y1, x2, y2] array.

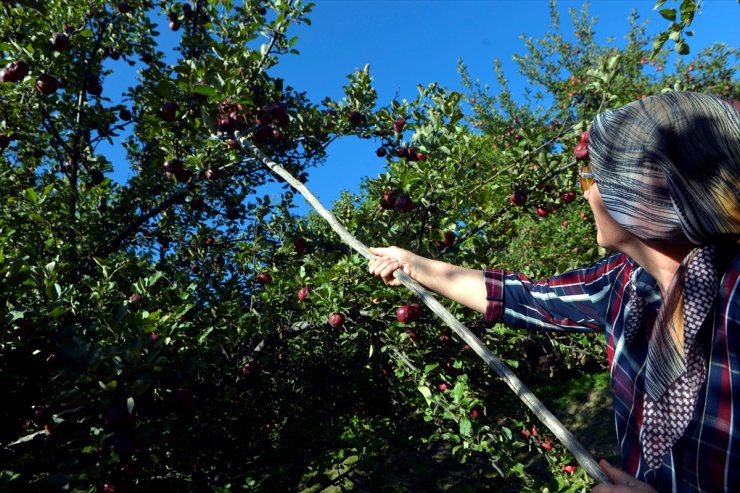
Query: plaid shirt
[[484, 251, 739, 492]]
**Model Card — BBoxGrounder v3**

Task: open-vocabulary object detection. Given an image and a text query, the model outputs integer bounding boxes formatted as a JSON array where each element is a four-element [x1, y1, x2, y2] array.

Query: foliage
[[1, 0, 737, 491], [651, 0, 700, 56]]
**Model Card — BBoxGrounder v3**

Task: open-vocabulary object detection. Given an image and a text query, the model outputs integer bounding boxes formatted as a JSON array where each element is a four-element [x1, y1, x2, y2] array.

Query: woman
[[368, 92, 739, 492]]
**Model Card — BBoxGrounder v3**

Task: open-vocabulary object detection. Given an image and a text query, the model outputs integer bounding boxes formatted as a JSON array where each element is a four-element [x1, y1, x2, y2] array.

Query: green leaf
[[192, 84, 217, 97], [501, 426, 512, 440], [459, 417, 472, 436], [659, 8, 677, 21], [452, 381, 465, 403], [24, 188, 37, 203], [198, 327, 215, 342], [418, 385, 432, 405]]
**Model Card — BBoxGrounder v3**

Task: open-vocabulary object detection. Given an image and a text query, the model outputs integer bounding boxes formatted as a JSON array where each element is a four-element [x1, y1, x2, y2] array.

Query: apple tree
[[1, 0, 737, 492]]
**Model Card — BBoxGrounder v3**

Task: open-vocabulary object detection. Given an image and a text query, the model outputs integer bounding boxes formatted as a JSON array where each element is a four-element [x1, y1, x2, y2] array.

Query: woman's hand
[[592, 460, 657, 493], [367, 246, 419, 287]]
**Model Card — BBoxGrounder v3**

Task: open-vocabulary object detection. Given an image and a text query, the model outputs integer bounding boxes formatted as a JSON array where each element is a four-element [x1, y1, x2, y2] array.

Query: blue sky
[[266, 0, 739, 214], [107, 1, 740, 215]]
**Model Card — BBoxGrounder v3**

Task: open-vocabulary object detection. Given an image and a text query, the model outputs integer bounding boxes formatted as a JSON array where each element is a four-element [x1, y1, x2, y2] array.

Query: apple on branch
[[328, 312, 345, 328], [510, 190, 527, 206], [298, 287, 310, 302]]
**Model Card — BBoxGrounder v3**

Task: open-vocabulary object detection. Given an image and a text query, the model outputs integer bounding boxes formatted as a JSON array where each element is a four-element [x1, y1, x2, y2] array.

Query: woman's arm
[[368, 246, 629, 333], [367, 246, 488, 314]]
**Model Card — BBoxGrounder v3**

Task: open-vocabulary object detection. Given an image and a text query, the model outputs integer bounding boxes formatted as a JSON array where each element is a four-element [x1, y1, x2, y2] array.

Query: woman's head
[[588, 91, 740, 245]]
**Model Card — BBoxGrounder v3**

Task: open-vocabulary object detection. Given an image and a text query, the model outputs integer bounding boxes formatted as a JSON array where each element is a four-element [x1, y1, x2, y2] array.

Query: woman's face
[[583, 182, 636, 252]]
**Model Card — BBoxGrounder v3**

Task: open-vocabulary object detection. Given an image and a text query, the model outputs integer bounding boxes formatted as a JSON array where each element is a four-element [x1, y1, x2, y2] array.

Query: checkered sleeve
[[483, 269, 505, 324], [486, 253, 630, 333]]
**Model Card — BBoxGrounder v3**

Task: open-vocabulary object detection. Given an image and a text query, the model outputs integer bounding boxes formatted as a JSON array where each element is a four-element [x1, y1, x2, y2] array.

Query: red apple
[[328, 312, 345, 328], [561, 190, 577, 203], [579, 130, 589, 143], [32, 405, 51, 425], [51, 32, 70, 51], [251, 124, 274, 145], [85, 73, 102, 96], [254, 109, 273, 126], [117, 3, 132, 14], [437, 382, 449, 392], [541, 437, 554, 451], [293, 237, 306, 254], [535, 206, 549, 217], [392, 118, 406, 133], [190, 263, 200, 274], [128, 293, 143, 304], [267, 101, 289, 127], [182, 2, 193, 19], [574, 141, 589, 160], [242, 362, 259, 378], [36, 74, 59, 95], [204, 235, 215, 247], [376, 147, 387, 158], [520, 428, 531, 439], [396, 303, 421, 323], [380, 190, 398, 210], [255, 273, 272, 285], [298, 287, 309, 302], [0, 60, 29, 83], [348, 111, 363, 126], [217, 116, 235, 133], [118, 108, 132, 121], [470, 407, 481, 419], [394, 195, 414, 213], [562, 464, 577, 475], [205, 168, 218, 181], [510, 190, 527, 206], [169, 20, 181, 31], [164, 158, 184, 173], [406, 331, 418, 341], [160, 101, 178, 122]]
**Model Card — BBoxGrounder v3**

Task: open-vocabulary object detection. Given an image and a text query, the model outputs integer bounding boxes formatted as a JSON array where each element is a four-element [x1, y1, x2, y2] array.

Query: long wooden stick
[[236, 132, 610, 485]]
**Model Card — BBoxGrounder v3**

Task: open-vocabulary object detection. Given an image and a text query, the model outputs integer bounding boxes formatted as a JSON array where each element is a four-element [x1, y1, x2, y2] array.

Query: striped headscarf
[[588, 92, 740, 470], [589, 91, 740, 245]]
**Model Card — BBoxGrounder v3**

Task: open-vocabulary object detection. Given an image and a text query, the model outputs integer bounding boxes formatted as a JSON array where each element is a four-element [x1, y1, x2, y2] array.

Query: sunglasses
[[578, 166, 595, 192]]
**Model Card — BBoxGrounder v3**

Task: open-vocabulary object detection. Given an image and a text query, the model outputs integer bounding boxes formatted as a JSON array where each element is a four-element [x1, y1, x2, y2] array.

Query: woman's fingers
[[591, 460, 657, 493], [368, 246, 415, 287], [368, 252, 404, 286], [379, 259, 402, 285]]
